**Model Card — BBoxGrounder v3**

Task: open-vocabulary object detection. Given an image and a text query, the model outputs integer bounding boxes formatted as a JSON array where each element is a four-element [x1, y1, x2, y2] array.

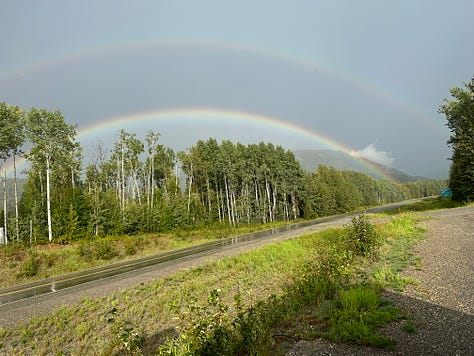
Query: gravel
[[287, 205, 474, 356]]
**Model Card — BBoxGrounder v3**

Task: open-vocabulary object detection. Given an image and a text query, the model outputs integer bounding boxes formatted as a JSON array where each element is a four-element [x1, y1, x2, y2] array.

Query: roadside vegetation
[[0, 220, 293, 288], [381, 195, 464, 214], [0, 206, 430, 355], [1, 101, 445, 250]]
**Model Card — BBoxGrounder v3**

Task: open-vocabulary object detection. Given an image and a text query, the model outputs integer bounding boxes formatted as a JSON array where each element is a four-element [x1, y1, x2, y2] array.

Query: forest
[[1, 103, 446, 244]]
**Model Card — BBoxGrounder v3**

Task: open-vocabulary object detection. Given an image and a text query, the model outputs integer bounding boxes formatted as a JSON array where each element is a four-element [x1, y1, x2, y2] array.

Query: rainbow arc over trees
[[77, 108, 393, 180], [3, 108, 393, 180]]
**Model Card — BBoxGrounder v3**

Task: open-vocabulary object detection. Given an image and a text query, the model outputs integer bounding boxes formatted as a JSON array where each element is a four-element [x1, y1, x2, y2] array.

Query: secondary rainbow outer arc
[[3, 108, 392, 180], [1, 39, 439, 132], [77, 108, 392, 180]]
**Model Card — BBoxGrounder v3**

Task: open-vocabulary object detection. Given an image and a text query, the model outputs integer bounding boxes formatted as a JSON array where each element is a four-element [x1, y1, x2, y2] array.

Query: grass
[[328, 285, 399, 349], [367, 213, 425, 291], [1, 198, 447, 355], [383, 196, 464, 214], [0, 220, 296, 288]]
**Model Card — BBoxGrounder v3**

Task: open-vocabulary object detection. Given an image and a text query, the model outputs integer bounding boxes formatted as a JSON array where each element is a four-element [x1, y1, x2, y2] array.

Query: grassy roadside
[[0, 208, 429, 355], [0, 220, 296, 288], [1, 197, 455, 289]]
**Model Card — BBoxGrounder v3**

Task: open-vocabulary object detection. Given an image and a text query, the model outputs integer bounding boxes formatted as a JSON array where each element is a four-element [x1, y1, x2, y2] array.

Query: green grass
[[0, 220, 297, 289], [0, 212, 428, 355], [383, 196, 464, 214], [328, 285, 399, 349], [367, 213, 425, 291]]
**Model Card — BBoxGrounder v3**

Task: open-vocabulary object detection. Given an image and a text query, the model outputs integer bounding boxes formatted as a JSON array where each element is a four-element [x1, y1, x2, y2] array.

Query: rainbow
[[3, 107, 393, 180], [1, 40, 440, 133], [77, 107, 392, 179]]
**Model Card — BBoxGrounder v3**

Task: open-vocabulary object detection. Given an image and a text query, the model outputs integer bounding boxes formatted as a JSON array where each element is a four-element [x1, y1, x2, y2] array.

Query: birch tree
[[26, 108, 79, 242], [0, 102, 26, 243]]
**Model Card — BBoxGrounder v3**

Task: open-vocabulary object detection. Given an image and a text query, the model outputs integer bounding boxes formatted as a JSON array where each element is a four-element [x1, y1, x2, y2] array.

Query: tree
[[0, 102, 26, 243], [439, 76, 474, 201], [26, 108, 79, 242]]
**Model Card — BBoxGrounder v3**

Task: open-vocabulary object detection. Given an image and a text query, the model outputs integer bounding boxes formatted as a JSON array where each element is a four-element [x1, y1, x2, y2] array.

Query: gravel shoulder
[[288, 205, 474, 356]]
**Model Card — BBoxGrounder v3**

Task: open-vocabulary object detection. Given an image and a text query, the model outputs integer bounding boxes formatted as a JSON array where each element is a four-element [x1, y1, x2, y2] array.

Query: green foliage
[[106, 307, 143, 354], [403, 320, 417, 334], [439, 76, 474, 202], [161, 222, 400, 355], [169, 289, 234, 355], [124, 236, 147, 256], [7, 101, 440, 242], [345, 214, 381, 257], [328, 286, 399, 349], [77, 240, 118, 261], [16, 252, 40, 278], [0, 212, 428, 355]]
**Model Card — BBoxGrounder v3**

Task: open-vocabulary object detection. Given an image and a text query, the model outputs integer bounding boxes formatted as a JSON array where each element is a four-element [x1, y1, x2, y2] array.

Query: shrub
[[93, 240, 118, 260], [124, 236, 147, 256], [16, 253, 40, 278], [77, 241, 94, 261], [77, 240, 118, 261], [345, 214, 381, 257], [106, 307, 143, 354]]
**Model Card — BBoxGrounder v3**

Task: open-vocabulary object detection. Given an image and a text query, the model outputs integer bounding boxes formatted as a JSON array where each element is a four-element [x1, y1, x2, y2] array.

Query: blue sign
[[440, 189, 452, 197]]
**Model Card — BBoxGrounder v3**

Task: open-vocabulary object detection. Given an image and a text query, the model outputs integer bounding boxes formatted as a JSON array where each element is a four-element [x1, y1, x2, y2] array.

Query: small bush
[[345, 214, 381, 257], [16, 253, 40, 278], [124, 237, 147, 256], [93, 240, 118, 260], [77, 241, 94, 261], [77, 240, 118, 261], [106, 307, 143, 354]]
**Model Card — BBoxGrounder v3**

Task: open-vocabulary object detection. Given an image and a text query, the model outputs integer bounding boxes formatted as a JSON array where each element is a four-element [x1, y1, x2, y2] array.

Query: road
[[0, 198, 423, 327]]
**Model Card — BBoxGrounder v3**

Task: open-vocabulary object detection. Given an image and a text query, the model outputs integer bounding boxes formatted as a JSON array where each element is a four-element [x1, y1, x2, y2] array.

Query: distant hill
[[294, 149, 427, 183]]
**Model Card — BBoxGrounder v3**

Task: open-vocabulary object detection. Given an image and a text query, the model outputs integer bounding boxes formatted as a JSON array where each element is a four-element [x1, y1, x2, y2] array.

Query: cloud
[[350, 143, 395, 167]]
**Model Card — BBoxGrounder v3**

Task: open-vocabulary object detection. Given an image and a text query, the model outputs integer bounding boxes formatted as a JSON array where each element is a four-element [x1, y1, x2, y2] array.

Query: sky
[[1, 1, 473, 179]]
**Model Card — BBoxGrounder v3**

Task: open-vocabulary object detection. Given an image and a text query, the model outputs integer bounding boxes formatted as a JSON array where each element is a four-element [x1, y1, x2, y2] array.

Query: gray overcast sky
[[1, 0, 473, 178]]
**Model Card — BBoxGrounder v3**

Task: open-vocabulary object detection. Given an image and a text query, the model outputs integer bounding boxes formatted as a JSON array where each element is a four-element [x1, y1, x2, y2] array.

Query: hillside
[[294, 149, 427, 183]]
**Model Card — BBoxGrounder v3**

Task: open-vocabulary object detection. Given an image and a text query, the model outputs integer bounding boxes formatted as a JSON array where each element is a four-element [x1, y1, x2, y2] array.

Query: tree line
[[1, 103, 446, 244]]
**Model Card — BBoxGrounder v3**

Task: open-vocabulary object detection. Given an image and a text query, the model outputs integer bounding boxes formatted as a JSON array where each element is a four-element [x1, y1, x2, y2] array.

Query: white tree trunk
[[186, 164, 193, 220], [2, 164, 7, 244], [13, 155, 20, 242], [46, 156, 53, 242]]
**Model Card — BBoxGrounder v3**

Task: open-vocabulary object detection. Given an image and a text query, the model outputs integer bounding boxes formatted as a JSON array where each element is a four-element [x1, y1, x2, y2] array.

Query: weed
[[77, 241, 94, 261], [412, 257, 422, 270], [106, 307, 143, 354], [1, 212, 426, 355], [372, 267, 419, 291], [403, 320, 417, 334], [167, 289, 234, 355], [124, 236, 147, 256]]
